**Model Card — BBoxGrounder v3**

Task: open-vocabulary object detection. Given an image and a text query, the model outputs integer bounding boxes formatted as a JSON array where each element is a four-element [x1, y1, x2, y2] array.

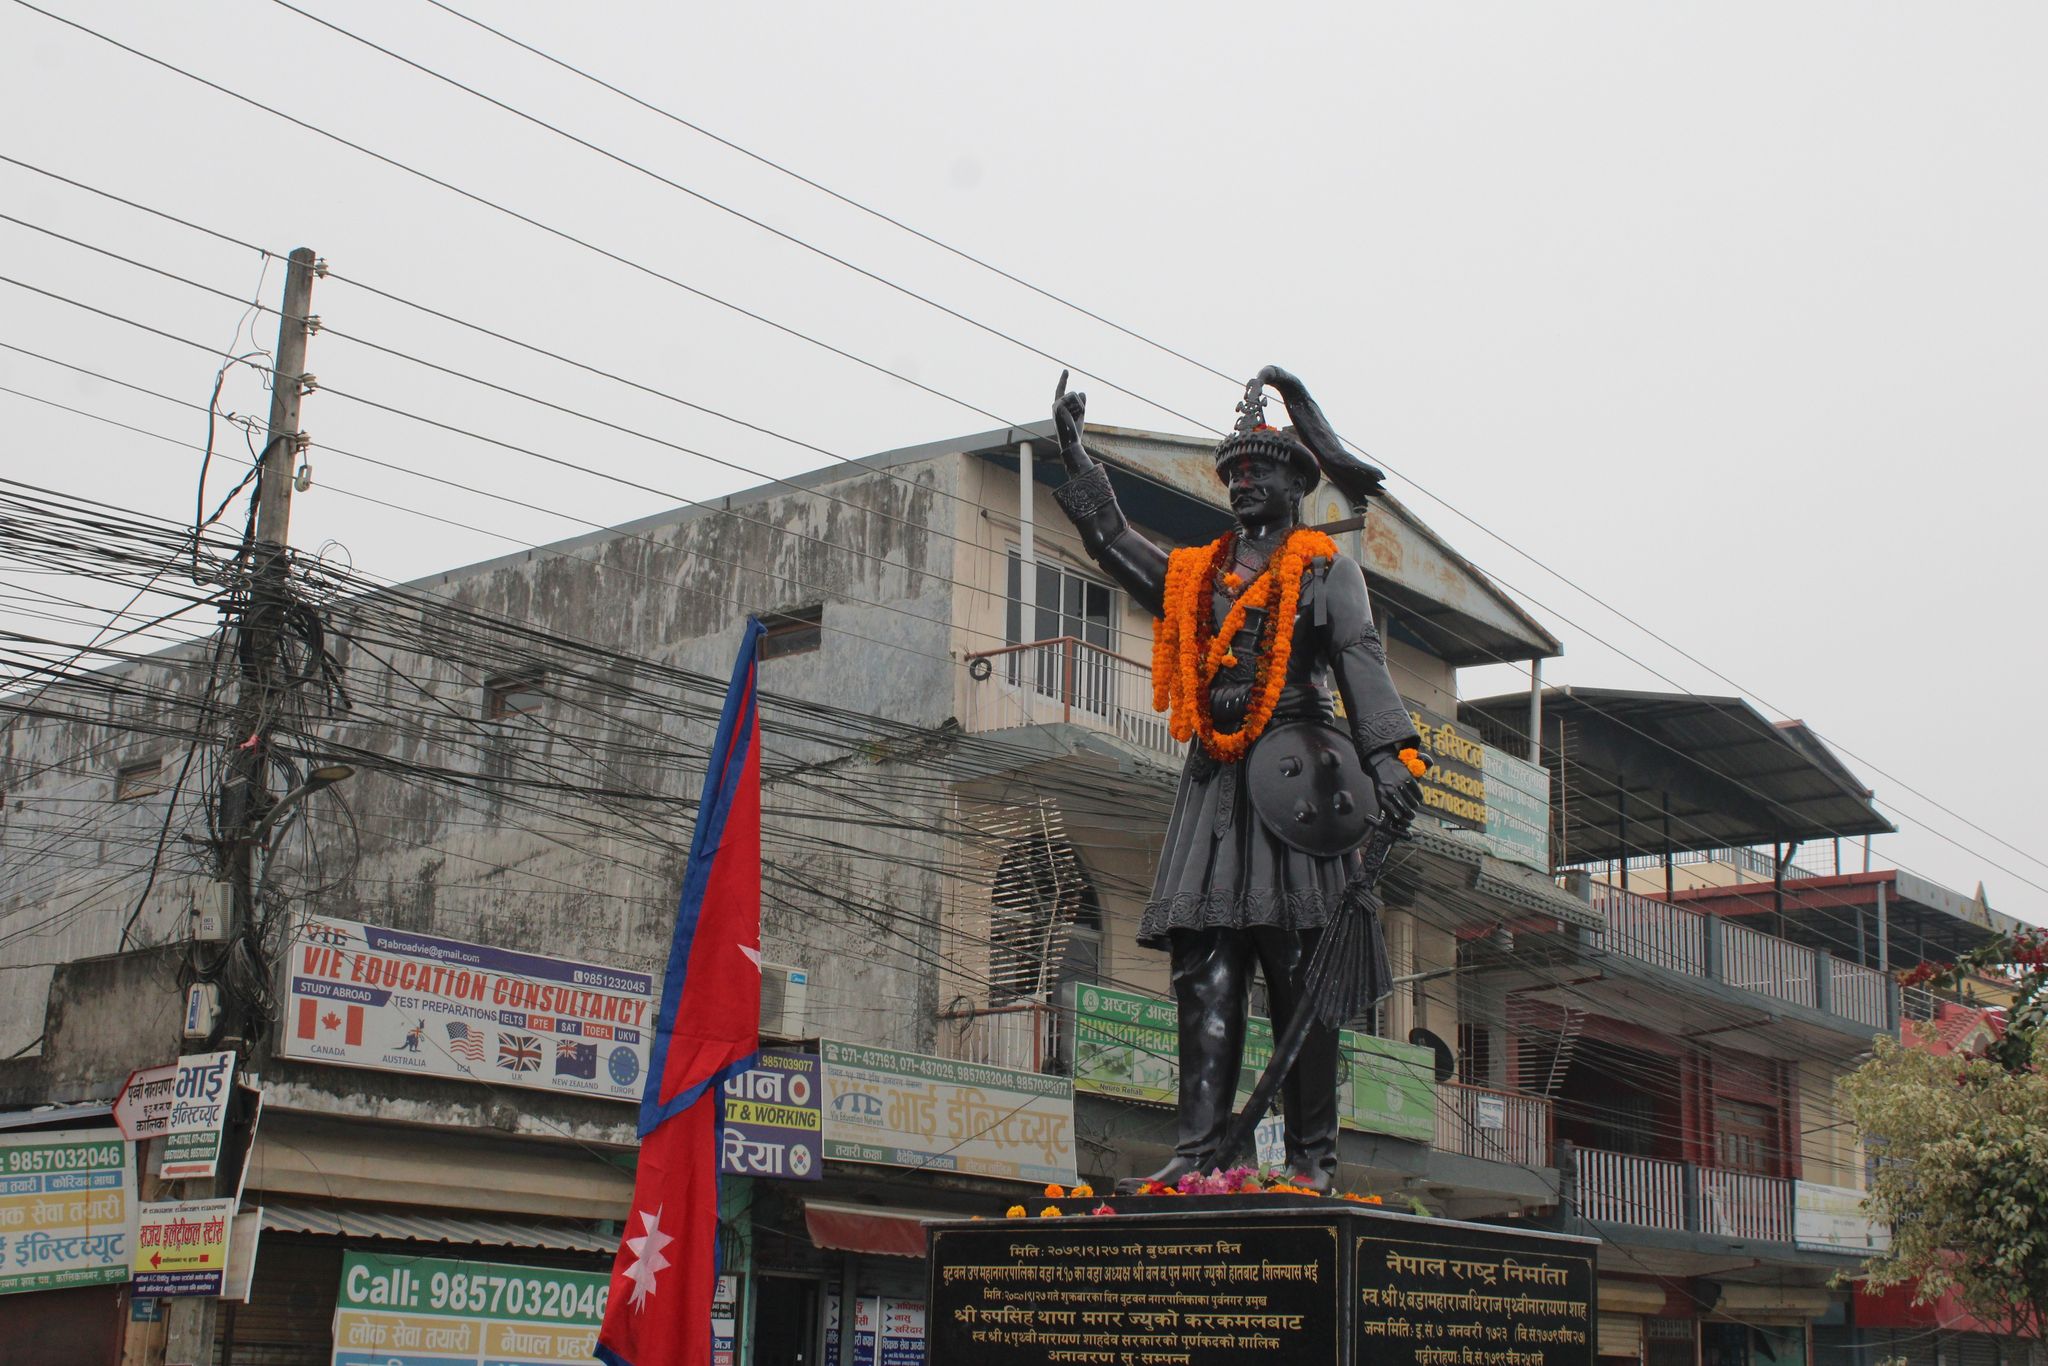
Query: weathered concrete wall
[[37, 945, 186, 1102], [0, 450, 967, 1088]]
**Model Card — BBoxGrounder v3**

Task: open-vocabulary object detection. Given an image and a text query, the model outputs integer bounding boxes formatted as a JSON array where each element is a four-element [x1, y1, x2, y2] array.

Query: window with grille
[[1713, 1099, 1779, 1175], [760, 605, 823, 660], [484, 671, 546, 721], [114, 758, 165, 801], [1004, 551, 1119, 715], [989, 834, 1101, 1004]]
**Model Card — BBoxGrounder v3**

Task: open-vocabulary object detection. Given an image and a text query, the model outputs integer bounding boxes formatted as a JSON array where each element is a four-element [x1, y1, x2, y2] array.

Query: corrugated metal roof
[[261, 1202, 613, 1253], [0, 1103, 113, 1132]]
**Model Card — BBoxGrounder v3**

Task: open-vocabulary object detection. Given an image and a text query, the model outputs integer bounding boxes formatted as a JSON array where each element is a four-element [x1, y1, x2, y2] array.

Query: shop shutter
[[219, 1235, 345, 1366], [1600, 1313, 1646, 1360], [1959, 1336, 1999, 1366]]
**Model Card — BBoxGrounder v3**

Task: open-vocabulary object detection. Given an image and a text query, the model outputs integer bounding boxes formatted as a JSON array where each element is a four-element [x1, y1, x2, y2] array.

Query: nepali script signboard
[[0, 1128, 132, 1296], [159, 1051, 236, 1179], [1069, 983, 1438, 1143], [721, 1049, 822, 1181], [283, 916, 653, 1102], [133, 1196, 234, 1297], [332, 1250, 609, 1366], [821, 1041, 1077, 1187]]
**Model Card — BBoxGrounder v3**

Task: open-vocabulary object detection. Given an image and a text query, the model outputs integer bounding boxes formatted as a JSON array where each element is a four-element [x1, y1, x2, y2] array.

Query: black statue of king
[[1049, 366, 1424, 1193]]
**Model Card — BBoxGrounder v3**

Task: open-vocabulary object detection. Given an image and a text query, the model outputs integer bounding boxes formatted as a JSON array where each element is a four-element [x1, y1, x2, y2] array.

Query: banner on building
[[159, 1050, 236, 1179], [1477, 744, 1551, 871], [134, 1196, 234, 1297], [1068, 983, 1438, 1143], [721, 1049, 821, 1181], [0, 1128, 131, 1295], [1794, 1181, 1892, 1253], [820, 1041, 1077, 1186], [880, 1297, 927, 1366], [332, 1250, 609, 1366], [1405, 700, 1488, 832], [282, 917, 654, 1103]]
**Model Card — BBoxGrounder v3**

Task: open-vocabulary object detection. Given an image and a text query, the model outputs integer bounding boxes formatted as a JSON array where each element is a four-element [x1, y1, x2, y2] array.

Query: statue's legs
[[1251, 926, 1341, 1189], [1150, 927, 1253, 1183]]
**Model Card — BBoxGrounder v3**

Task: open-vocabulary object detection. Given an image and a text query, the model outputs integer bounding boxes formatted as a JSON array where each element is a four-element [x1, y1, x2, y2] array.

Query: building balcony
[[1434, 1080, 1553, 1169], [961, 637, 1180, 764], [1570, 1146, 1794, 1243], [1584, 880, 1895, 1031], [935, 999, 1059, 1074]]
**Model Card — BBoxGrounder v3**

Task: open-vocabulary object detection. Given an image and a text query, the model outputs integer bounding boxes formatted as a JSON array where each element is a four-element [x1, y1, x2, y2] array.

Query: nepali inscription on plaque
[[1356, 1229, 1595, 1366], [929, 1219, 1339, 1364]]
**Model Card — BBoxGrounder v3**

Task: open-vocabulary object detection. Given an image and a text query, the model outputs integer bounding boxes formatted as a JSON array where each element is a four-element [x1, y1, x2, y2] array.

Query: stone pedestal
[[925, 1195, 1597, 1366]]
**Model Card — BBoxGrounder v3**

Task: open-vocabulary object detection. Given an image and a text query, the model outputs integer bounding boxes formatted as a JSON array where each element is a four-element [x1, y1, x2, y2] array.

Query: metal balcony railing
[[963, 637, 1178, 761], [1720, 918, 1817, 1007], [1572, 1147, 1801, 1242], [1578, 881, 1897, 1032], [1573, 1148, 1689, 1231], [935, 1000, 1058, 1074], [1589, 881, 1707, 975], [1699, 1168, 1793, 1242], [1435, 1081, 1554, 1168]]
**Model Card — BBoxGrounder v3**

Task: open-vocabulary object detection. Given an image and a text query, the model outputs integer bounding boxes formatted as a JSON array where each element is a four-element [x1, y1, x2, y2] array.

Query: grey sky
[[3, 2, 2043, 920]]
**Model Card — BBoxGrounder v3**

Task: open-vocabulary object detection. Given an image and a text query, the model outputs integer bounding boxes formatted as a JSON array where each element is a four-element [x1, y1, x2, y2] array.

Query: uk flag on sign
[[497, 1033, 542, 1073]]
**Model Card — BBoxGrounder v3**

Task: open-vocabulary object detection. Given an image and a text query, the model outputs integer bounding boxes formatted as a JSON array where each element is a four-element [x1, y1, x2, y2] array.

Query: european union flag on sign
[[556, 1040, 598, 1080]]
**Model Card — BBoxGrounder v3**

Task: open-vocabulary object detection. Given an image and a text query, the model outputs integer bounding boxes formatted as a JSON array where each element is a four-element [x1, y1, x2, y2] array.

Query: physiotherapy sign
[[1070, 983, 1437, 1143], [282, 916, 654, 1102]]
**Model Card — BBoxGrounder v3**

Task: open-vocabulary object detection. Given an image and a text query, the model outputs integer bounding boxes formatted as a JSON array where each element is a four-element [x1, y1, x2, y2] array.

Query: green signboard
[[333, 1250, 608, 1366], [1069, 984, 1436, 1143]]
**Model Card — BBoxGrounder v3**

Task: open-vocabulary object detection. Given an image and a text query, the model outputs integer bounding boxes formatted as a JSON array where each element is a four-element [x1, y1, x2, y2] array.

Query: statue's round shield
[[1245, 720, 1381, 857]]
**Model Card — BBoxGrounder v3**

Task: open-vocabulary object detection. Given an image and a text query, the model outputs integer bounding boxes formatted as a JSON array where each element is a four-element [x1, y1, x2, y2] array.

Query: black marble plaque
[[1355, 1221, 1596, 1366], [928, 1214, 1341, 1364]]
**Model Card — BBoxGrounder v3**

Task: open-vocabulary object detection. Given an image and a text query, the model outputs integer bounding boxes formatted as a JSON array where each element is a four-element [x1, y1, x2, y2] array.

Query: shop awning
[[803, 1200, 952, 1259], [262, 1202, 614, 1254]]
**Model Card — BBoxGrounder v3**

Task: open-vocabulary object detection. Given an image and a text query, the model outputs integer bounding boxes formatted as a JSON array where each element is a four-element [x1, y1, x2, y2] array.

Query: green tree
[[1837, 929, 2048, 1336]]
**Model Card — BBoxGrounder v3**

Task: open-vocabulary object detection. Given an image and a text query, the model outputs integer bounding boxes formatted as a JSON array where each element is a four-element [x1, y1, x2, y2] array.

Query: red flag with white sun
[[596, 619, 765, 1366]]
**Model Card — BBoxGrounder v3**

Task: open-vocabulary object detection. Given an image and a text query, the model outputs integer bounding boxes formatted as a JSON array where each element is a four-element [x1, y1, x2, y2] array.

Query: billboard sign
[[0, 1129, 132, 1295], [820, 1041, 1076, 1186], [282, 916, 653, 1102], [134, 1196, 234, 1297], [159, 1051, 236, 1179], [332, 1250, 609, 1366], [720, 1049, 821, 1181], [1069, 983, 1437, 1143]]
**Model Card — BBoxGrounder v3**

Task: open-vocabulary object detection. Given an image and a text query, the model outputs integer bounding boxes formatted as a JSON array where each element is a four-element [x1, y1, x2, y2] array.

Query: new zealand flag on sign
[[556, 1040, 599, 1079], [498, 1033, 543, 1073]]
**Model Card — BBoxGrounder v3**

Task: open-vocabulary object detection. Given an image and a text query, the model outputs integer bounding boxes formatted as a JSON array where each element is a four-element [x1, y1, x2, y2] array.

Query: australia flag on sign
[[498, 1033, 542, 1073], [556, 1039, 598, 1080]]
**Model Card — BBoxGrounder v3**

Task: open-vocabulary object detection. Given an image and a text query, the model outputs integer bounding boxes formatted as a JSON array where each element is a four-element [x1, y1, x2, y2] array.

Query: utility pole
[[163, 245, 316, 1366]]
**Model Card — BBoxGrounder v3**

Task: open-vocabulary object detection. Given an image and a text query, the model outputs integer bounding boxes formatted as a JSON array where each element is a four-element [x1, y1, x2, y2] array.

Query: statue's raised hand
[[1052, 370, 1093, 474]]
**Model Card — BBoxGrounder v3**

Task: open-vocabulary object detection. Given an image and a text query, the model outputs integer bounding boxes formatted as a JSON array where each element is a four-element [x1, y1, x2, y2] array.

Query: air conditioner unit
[[760, 963, 809, 1040]]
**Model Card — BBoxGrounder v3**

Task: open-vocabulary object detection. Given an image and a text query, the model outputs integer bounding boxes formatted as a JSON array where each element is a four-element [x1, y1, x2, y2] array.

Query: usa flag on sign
[[497, 1033, 542, 1073], [446, 1022, 486, 1064]]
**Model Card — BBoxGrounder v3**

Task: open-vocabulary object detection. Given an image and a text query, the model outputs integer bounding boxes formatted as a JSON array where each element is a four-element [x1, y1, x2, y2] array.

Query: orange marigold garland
[[1151, 527, 1338, 762]]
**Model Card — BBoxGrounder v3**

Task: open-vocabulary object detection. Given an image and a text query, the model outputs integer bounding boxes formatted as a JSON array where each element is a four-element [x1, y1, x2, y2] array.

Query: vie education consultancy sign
[[279, 918, 1082, 1190]]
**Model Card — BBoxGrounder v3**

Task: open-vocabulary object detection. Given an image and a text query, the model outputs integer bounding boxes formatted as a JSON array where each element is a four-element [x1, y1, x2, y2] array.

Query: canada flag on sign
[[297, 999, 363, 1046]]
